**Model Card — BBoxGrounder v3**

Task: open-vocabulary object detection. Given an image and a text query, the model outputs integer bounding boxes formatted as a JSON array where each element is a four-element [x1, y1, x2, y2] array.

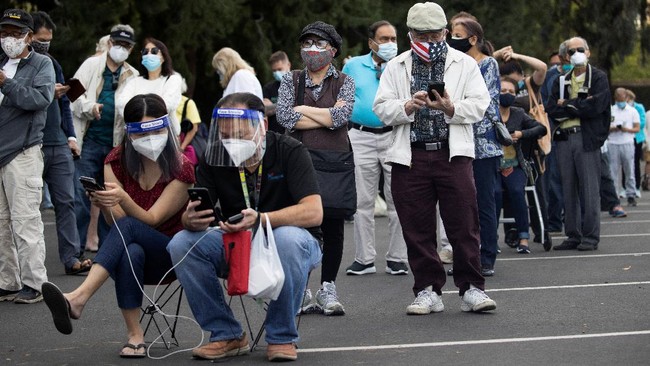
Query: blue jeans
[[167, 226, 321, 344], [473, 157, 500, 269], [43, 144, 81, 269], [93, 217, 174, 309], [74, 138, 112, 248], [496, 167, 530, 240]]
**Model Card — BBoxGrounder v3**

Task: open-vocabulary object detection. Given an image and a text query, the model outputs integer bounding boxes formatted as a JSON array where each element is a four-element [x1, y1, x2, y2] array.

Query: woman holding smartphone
[[42, 94, 195, 358]]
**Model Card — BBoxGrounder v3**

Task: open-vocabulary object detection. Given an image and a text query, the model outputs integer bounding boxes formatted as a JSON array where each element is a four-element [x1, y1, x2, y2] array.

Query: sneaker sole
[[0, 294, 18, 302], [322, 304, 345, 316], [461, 300, 496, 312], [14, 294, 43, 304], [406, 304, 444, 315], [385, 267, 408, 275], [301, 303, 323, 314], [346, 267, 376, 275]]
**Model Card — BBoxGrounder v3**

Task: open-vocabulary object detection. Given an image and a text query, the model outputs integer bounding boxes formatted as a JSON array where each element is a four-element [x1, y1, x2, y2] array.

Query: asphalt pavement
[[2, 194, 650, 365]]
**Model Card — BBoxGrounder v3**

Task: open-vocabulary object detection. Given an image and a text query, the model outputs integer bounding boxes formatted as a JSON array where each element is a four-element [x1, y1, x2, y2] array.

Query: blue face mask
[[517, 79, 525, 90], [141, 54, 162, 71], [562, 64, 573, 73], [616, 101, 627, 109], [272, 70, 287, 82]]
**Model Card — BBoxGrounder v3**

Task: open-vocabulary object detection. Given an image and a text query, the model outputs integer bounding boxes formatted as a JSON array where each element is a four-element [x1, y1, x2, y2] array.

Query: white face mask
[[109, 45, 129, 64], [221, 139, 257, 166], [1, 34, 28, 59], [570, 52, 588, 67], [131, 134, 168, 161]]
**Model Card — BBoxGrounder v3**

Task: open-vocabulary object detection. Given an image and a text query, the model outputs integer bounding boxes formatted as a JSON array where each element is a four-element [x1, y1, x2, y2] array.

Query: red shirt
[[105, 147, 195, 237]]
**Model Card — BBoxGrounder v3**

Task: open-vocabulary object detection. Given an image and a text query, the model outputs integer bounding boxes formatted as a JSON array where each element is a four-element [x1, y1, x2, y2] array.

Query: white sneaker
[[315, 281, 345, 316], [406, 289, 444, 315], [298, 289, 322, 315], [439, 249, 453, 264], [460, 286, 496, 312]]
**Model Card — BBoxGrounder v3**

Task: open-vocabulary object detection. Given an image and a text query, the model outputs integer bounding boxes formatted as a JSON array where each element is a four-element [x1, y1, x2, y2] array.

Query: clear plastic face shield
[[205, 108, 266, 167], [125, 114, 179, 162]]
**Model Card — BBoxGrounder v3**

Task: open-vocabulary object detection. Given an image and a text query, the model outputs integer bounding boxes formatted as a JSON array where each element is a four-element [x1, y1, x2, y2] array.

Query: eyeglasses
[[141, 47, 160, 55], [111, 40, 133, 49], [301, 39, 329, 49], [0, 30, 28, 39], [410, 30, 446, 43], [567, 47, 586, 56]]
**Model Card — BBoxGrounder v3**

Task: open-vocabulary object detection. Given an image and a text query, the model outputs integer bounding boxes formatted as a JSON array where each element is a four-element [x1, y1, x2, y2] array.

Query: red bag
[[222, 230, 252, 296]]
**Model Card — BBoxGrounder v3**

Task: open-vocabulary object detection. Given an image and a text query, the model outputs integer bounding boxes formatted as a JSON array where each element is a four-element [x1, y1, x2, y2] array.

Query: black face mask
[[447, 37, 472, 53], [499, 93, 516, 108], [31, 40, 50, 54]]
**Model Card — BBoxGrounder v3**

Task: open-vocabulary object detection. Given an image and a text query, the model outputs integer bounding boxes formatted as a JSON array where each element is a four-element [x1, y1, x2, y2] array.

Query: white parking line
[[445, 281, 650, 294], [298, 330, 650, 353], [498, 252, 650, 261], [602, 220, 650, 224]]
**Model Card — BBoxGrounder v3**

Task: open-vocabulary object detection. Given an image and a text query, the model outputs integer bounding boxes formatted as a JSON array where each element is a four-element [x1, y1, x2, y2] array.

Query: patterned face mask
[[409, 33, 446, 63], [1, 34, 28, 58], [300, 46, 334, 72]]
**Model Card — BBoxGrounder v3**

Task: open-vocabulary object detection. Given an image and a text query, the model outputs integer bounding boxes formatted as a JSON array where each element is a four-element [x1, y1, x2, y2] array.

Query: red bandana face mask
[[300, 46, 334, 72]]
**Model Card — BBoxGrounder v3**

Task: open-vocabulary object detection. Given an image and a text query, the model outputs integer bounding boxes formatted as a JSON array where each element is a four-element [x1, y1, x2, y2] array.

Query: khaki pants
[[0, 145, 47, 291]]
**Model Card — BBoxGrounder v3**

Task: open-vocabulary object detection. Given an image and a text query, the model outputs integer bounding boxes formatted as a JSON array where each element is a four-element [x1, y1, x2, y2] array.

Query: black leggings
[[320, 217, 344, 283]]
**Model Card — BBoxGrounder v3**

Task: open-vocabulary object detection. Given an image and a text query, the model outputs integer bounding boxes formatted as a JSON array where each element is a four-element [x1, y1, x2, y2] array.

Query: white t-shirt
[[609, 104, 640, 145], [116, 73, 183, 135], [223, 69, 263, 100], [0, 58, 21, 105]]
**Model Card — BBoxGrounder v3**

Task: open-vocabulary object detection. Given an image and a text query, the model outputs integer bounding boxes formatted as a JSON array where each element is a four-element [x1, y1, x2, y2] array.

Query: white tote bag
[[246, 214, 285, 301]]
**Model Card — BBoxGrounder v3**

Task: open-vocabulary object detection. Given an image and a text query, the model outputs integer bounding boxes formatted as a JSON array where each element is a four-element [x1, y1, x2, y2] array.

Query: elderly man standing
[[0, 9, 55, 304], [373, 2, 496, 314], [547, 37, 611, 251], [342, 20, 408, 276]]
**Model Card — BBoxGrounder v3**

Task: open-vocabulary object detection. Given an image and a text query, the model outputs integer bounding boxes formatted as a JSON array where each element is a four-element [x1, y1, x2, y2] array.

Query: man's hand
[[183, 199, 215, 232], [219, 208, 259, 233], [511, 130, 523, 143], [0, 70, 6, 87], [425, 89, 454, 117], [405, 91, 428, 115], [55, 83, 70, 99], [68, 140, 80, 158], [92, 103, 103, 120]]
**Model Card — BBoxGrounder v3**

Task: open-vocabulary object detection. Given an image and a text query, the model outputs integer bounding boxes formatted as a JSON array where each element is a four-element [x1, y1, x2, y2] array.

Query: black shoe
[[385, 261, 409, 275], [533, 235, 542, 244], [577, 243, 598, 251], [542, 232, 552, 252], [627, 197, 637, 207], [345, 261, 376, 275], [13, 285, 43, 304], [505, 228, 518, 248], [0, 288, 20, 302], [553, 241, 579, 251]]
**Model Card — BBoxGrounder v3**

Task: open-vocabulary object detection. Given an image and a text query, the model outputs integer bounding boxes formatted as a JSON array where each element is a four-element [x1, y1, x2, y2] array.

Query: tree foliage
[[6, 0, 649, 121]]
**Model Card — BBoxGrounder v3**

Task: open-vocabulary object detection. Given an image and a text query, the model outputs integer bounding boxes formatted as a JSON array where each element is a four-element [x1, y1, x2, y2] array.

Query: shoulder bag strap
[[181, 98, 190, 121], [296, 70, 306, 106]]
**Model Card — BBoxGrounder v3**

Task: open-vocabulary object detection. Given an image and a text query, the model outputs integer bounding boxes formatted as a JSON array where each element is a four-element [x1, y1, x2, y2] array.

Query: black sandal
[[42, 282, 73, 334], [119, 343, 146, 358]]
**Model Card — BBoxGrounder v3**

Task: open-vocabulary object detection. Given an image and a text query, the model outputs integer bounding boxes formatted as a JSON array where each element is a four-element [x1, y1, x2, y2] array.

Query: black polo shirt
[[196, 131, 322, 240]]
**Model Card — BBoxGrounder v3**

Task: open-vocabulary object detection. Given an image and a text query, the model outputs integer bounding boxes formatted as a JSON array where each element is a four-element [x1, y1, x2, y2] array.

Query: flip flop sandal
[[65, 260, 92, 275], [42, 282, 73, 335], [119, 343, 147, 358]]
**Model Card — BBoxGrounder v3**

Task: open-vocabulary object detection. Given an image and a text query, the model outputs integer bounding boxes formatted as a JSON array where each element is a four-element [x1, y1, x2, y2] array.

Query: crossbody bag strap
[[181, 97, 190, 121], [296, 70, 306, 106]]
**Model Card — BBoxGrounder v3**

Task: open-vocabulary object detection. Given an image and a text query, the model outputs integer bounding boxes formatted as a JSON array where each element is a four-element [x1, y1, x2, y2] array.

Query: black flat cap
[[299, 21, 342, 58]]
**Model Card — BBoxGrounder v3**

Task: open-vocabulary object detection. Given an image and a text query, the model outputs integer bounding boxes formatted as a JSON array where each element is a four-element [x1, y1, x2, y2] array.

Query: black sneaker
[[553, 240, 579, 251], [577, 243, 598, 251], [504, 228, 518, 248], [627, 197, 637, 207], [13, 285, 43, 304], [346, 261, 376, 275], [0, 288, 20, 302], [385, 261, 409, 275]]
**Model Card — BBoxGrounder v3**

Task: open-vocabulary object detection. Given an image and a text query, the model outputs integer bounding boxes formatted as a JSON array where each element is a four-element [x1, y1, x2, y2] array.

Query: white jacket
[[71, 51, 139, 150], [373, 46, 490, 166]]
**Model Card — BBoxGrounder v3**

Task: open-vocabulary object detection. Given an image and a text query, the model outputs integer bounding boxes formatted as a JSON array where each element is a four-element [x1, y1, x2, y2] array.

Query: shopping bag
[[223, 230, 252, 296], [247, 214, 285, 301]]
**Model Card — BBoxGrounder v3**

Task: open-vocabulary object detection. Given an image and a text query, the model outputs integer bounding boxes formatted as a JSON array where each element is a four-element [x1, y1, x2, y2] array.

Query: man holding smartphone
[[373, 2, 496, 315]]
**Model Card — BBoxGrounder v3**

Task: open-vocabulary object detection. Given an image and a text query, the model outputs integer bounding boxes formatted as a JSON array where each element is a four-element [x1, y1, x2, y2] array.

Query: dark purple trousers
[[391, 148, 485, 296]]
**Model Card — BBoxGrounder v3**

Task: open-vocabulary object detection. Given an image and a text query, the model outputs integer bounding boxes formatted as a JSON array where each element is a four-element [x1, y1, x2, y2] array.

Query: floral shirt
[[410, 49, 449, 142], [276, 65, 355, 130], [474, 57, 503, 159]]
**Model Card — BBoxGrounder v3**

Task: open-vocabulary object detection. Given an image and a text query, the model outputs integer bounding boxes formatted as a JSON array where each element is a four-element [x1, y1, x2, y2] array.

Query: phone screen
[[427, 82, 445, 101]]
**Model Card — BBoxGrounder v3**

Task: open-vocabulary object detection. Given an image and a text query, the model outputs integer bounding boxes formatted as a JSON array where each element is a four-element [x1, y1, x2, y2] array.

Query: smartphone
[[188, 188, 221, 221], [616, 124, 623, 129], [427, 81, 445, 101], [227, 213, 244, 224], [79, 176, 104, 192]]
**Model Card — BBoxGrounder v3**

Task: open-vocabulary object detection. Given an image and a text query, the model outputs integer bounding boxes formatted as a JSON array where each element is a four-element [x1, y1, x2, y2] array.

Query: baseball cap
[[406, 2, 447, 32], [110, 29, 135, 45], [0, 9, 34, 31], [299, 21, 343, 58]]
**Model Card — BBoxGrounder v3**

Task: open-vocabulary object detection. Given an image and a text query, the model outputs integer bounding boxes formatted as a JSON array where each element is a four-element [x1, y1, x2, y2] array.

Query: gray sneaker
[[406, 289, 444, 315], [460, 286, 496, 312], [0, 288, 19, 302], [315, 281, 345, 316], [13, 286, 43, 304], [298, 289, 322, 315]]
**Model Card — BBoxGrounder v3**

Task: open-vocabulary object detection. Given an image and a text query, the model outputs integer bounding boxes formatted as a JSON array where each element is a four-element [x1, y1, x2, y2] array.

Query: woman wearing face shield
[[42, 94, 196, 358], [117, 38, 183, 136], [276, 21, 355, 316]]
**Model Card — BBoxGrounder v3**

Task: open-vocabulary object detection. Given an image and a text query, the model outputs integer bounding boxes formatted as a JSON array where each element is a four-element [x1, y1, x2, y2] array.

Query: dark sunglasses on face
[[567, 47, 585, 56], [141, 47, 160, 55]]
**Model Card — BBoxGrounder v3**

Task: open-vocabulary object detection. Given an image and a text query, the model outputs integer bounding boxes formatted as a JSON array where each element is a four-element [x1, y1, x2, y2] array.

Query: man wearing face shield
[[70, 24, 139, 252], [341, 20, 408, 277], [547, 37, 611, 251], [0, 8, 55, 304], [168, 92, 323, 362]]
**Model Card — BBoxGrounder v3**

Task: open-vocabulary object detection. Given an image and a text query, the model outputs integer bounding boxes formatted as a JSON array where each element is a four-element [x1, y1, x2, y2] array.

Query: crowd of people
[[0, 1, 648, 363]]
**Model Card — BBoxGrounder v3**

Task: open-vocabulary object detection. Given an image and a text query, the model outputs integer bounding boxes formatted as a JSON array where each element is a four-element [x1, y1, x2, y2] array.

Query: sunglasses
[[141, 47, 160, 55], [567, 47, 585, 56]]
